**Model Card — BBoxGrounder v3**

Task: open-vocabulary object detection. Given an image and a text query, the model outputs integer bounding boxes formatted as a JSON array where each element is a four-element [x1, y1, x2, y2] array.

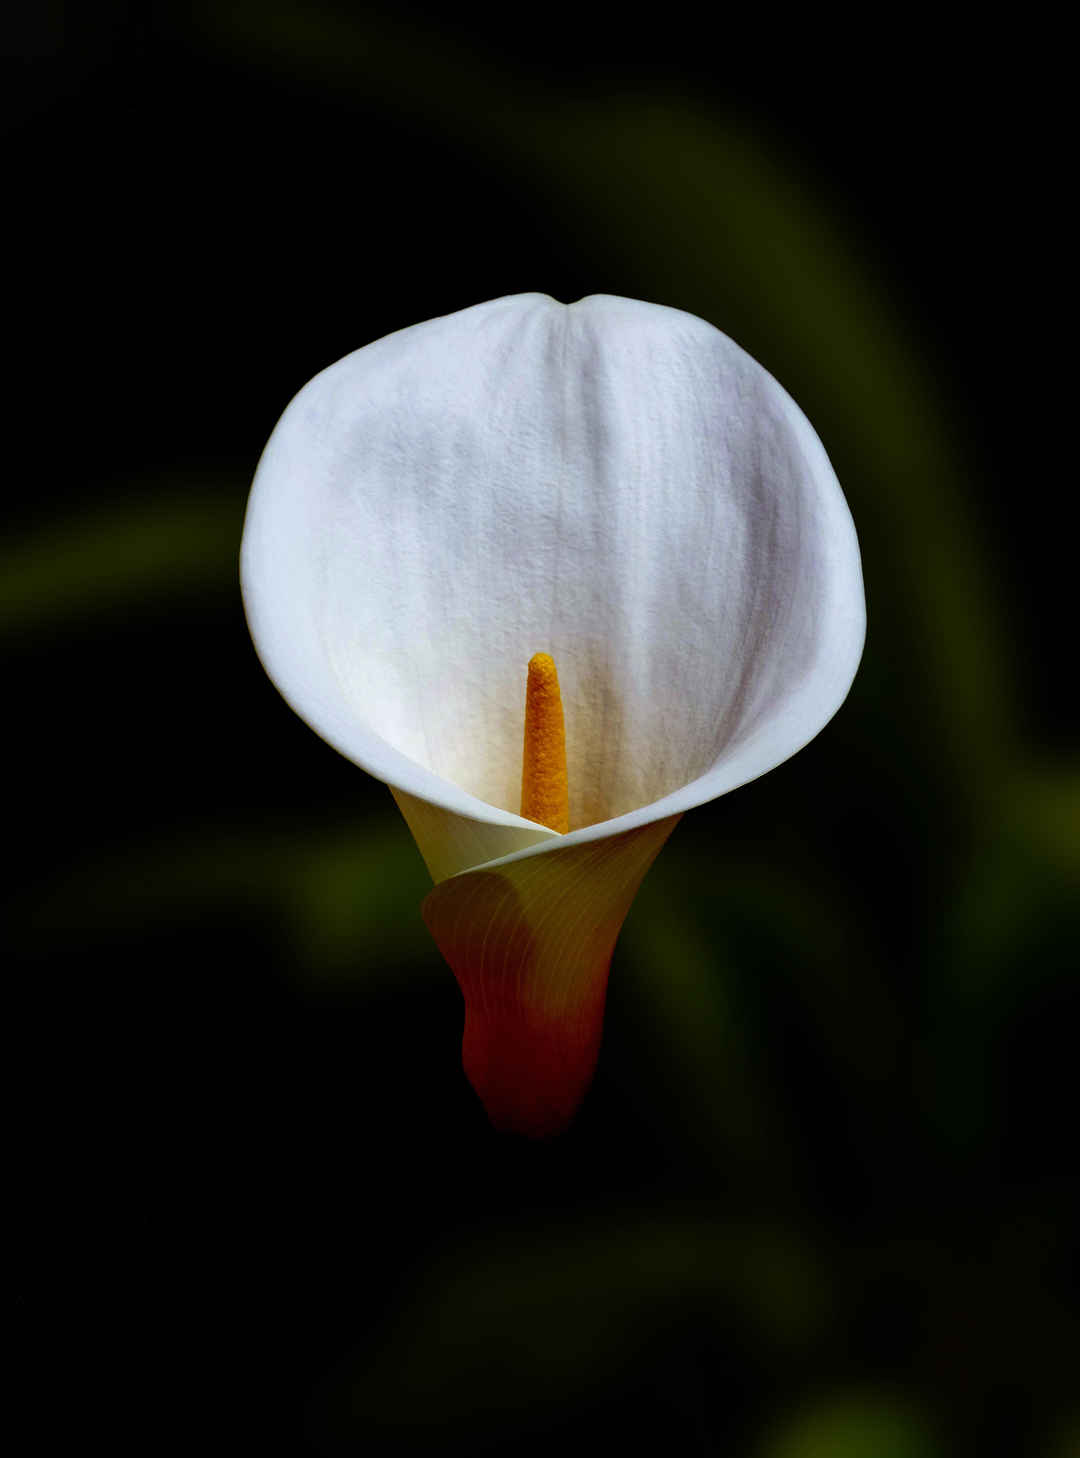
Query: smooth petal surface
[[241, 294, 865, 1133]]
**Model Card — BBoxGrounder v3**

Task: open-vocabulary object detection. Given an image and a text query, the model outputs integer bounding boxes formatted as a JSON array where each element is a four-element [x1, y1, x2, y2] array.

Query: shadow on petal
[[422, 815, 681, 1136]]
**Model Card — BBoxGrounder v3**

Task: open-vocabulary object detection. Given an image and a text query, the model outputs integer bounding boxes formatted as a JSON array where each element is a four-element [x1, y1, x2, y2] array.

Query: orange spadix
[[520, 652, 569, 833]]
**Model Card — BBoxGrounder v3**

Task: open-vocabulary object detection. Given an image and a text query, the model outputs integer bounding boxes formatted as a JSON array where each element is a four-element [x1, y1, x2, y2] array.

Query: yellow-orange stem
[[520, 653, 569, 833]]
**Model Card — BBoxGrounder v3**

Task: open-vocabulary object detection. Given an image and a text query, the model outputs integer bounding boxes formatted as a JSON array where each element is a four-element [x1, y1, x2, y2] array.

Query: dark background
[[6, 5, 1075, 1455]]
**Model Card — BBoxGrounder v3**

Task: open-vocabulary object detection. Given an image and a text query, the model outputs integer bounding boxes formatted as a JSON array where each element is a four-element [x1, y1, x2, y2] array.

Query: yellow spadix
[[520, 653, 569, 834]]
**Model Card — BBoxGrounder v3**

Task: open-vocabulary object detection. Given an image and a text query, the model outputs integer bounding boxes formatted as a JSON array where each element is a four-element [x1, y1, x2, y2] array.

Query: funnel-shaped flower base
[[422, 816, 681, 1136]]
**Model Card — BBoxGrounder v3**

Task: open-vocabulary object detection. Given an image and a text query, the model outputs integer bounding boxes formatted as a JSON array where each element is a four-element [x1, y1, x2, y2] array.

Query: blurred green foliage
[[0, 486, 241, 637], [7, 3, 1075, 1456], [759, 1395, 941, 1458]]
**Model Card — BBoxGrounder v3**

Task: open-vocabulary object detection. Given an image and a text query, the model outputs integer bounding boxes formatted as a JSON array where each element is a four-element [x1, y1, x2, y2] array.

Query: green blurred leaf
[[1047, 1413, 1080, 1458], [330, 1213, 827, 1434], [928, 765, 1080, 1148], [759, 1393, 941, 1458], [15, 813, 434, 980], [618, 821, 900, 1178], [0, 484, 244, 634]]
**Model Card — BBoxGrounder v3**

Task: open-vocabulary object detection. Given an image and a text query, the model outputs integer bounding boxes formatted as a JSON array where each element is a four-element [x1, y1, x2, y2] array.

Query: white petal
[[389, 786, 555, 886], [241, 293, 864, 872]]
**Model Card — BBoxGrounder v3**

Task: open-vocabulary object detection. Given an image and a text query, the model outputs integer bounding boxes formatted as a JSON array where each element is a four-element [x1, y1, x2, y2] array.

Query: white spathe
[[241, 293, 865, 887]]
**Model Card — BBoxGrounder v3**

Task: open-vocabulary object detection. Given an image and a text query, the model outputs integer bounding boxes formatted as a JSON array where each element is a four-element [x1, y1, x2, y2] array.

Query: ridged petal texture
[[422, 816, 681, 1136], [241, 294, 865, 1136]]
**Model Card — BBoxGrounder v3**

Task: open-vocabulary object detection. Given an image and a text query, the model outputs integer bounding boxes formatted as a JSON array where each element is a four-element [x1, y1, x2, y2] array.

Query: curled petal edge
[[391, 788, 557, 885]]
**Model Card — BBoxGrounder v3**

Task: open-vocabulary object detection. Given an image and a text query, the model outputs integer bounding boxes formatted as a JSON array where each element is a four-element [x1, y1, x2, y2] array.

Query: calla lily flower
[[240, 294, 865, 1137]]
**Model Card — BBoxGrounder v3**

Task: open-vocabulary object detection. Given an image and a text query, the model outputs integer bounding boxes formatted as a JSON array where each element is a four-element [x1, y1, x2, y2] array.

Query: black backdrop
[[7, 5, 1075, 1456]]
